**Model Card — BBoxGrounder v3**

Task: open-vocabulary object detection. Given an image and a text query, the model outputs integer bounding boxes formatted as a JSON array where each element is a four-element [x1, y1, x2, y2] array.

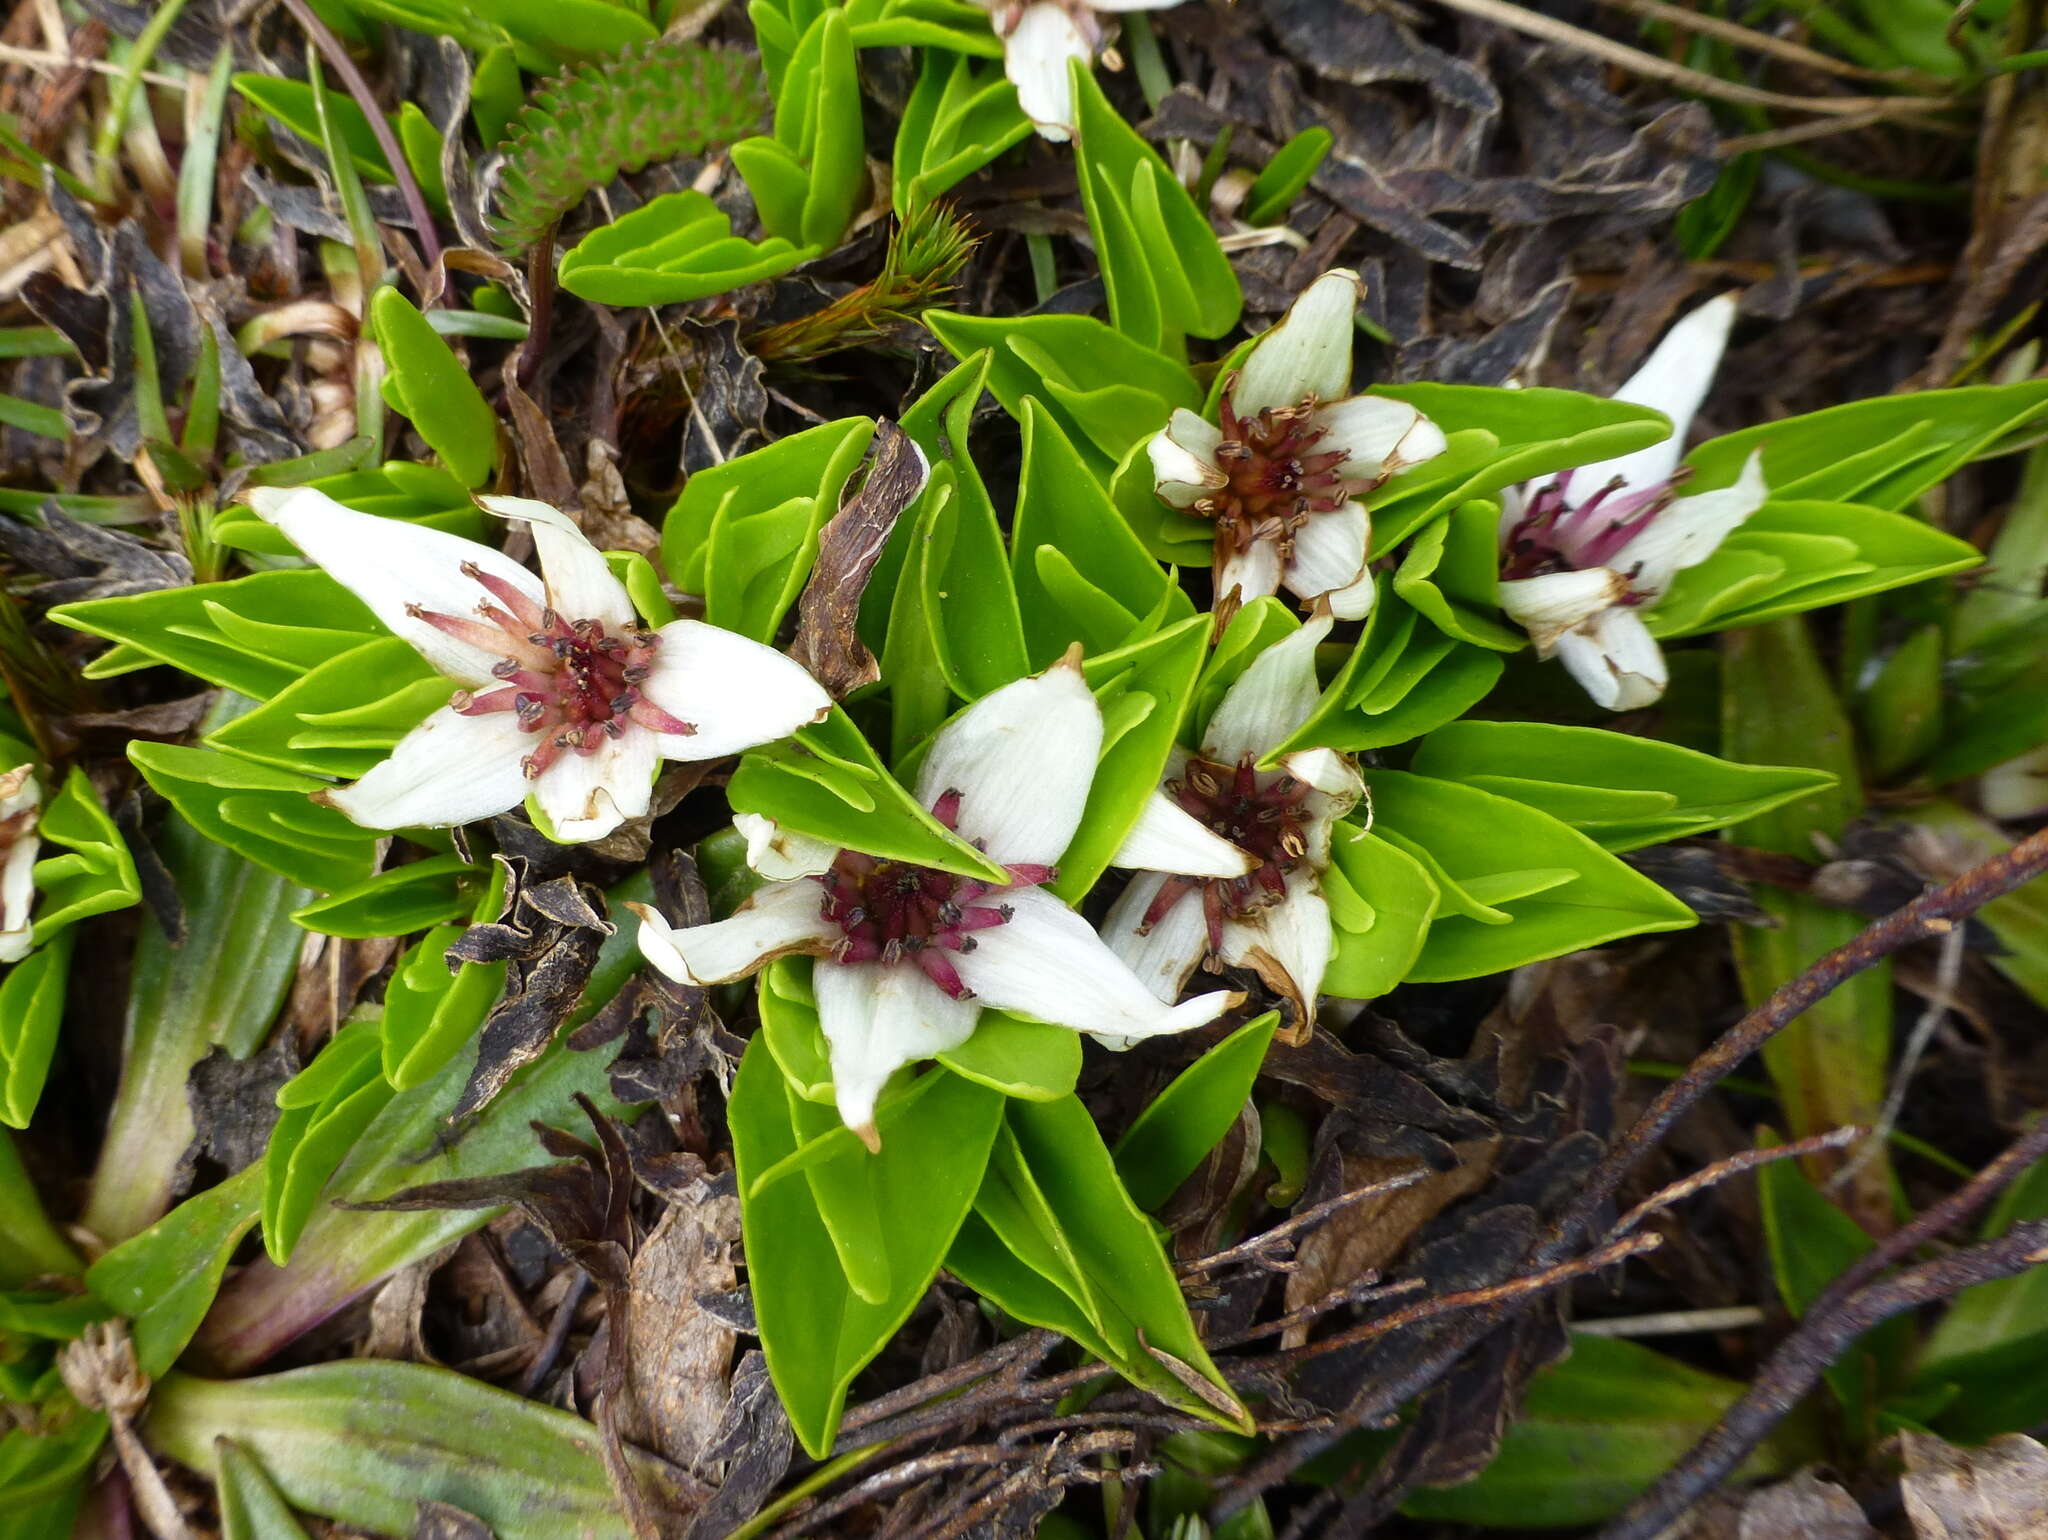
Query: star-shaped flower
[[1148, 269, 1446, 625], [1497, 296, 1767, 711], [975, 0, 1183, 141], [0, 765, 41, 964], [245, 488, 831, 842], [1103, 613, 1361, 1035], [634, 658, 1241, 1145]]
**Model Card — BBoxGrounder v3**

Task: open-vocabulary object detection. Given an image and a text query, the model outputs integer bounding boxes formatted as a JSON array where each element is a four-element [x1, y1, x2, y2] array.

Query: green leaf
[[0, 1132, 81, 1282], [146, 1362, 655, 1539], [128, 743, 378, 894], [205, 635, 445, 781], [1399, 1335, 1814, 1527], [0, 935, 73, 1130], [1409, 721, 1837, 852], [263, 1020, 397, 1263], [731, 1037, 1002, 1457], [1857, 622, 1946, 780], [216, 1438, 315, 1540], [1069, 62, 1240, 353], [216, 461, 485, 556], [729, 707, 1009, 883], [1114, 1014, 1277, 1210], [935, 1011, 1081, 1101], [1683, 381, 2048, 512], [289, 854, 478, 939], [557, 189, 816, 305], [234, 73, 392, 182], [52, 569, 379, 700], [893, 50, 1030, 216], [1891, 801, 2048, 1013], [950, 1095, 1252, 1432], [1366, 772, 1696, 980], [85, 1165, 262, 1377], [29, 766, 142, 938], [378, 912, 509, 1091], [1324, 828, 1439, 1001], [370, 288, 500, 489], [924, 309, 1202, 468], [1391, 500, 1526, 650], [1244, 127, 1332, 226]]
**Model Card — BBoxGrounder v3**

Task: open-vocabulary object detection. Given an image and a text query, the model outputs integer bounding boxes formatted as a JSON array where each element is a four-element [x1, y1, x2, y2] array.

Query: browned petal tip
[[854, 1122, 882, 1155]]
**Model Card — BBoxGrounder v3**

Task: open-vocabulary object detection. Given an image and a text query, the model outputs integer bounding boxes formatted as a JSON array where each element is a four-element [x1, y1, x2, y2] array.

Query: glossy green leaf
[[936, 1010, 1081, 1101], [216, 1437, 314, 1540], [379, 914, 510, 1091], [128, 743, 378, 894], [731, 1037, 1002, 1457], [85, 1165, 262, 1377], [371, 288, 500, 489], [558, 189, 816, 305], [29, 766, 142, 939], [1368, 772, 1695, 980], [1323, 827, 1440, 1001], [290, 854, 478, 939], [893, 50, 1030, 215], [1245, 127, 1332, 225], [0, 935, 72, 1130], [52, 569, 379, 700], [1114, 1014, 1277, 1210], [233, 74, 392, 181], [215, 462, 485, 557], [1391, 499, 1525, 651], [205, 635, 444, 781], [1410, 721, 1837, 852], [263, 1021, 397, 1264], [0, 1133, 80, 1283]]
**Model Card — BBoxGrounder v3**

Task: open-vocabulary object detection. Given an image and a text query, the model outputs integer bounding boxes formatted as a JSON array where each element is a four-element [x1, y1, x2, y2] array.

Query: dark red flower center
[[418, 563, 695, 780], [815, 789, 1055, 1000], [1186, 391, 1357, 568], [1142, 754, 1313, 951], [1500, 469, 1688, 597]]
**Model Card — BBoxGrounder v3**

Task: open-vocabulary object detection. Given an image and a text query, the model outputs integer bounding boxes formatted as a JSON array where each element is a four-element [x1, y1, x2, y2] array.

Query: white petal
[[1232, 269, 1360, 417], [1981, 745, 2048, 820], [1204, 611, 1332, 764], [0, 767, 40, 956], [1553, 608, 1667, 712], [324, 703, 533, 829], [1321, 567, 1377, 621], [244, 486, 542, 687], [1498, 567, 1628, 652], [1102, 870, 1210, 1007], [1571, 295, 1738, 501], [640, 620, 832, 762], [533, 725, 658, 842], [1003, 2, 1089, 141], [1315, 396, 1433, 479], [915, 658, 1103, 869], [815, 960, 979, 1143], [1150, 410, 1227, 508], [1281, 747, 1363, 812], [1219, 870, 1331, 1016], [1615, 450, 1767, 600], [1111, 789, 1252, 878], [734, 811, 840, 879], [1088, 0, 1184, 11], [956, 886, 1238, 1040], [631, 878, 834, 986], [1281, 502, 1368, 607], [478, 495, 634, 631], [1216, 539, 1282, 612]]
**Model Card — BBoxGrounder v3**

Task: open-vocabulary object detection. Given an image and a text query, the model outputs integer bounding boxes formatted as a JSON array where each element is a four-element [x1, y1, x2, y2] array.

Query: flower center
[[415, 563, 696, 780], [815, 789, 1055, 1000], [1191, 393, 1354, 561], [1144, 754, 1313, 950], [1500, 470, 1686, 594]]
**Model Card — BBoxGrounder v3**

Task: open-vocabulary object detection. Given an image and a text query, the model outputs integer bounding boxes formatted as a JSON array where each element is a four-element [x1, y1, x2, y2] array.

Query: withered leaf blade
[[1899, 1431, 2048, 1540], [1261, 0, 1498, 115], [618, 1184, 742, 1473], [681, 1351, 795, 1540], [0, 502, 192, 603], [451, 919, 604, 1121], [789, 421, 930, 699], [413, 1500, 495, 1540]]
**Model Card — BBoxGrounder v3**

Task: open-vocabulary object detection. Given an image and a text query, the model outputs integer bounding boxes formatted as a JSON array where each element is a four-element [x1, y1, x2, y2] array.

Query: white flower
[[0, 765, 41, 964], [634, 658, 1242, 1145], [1147, 270, 1446, 624], [244, 488, 831, 843], [1103, 614, 1362, 1037], [1497, 296, 1768, 712], [977, 0, 1184, 141]]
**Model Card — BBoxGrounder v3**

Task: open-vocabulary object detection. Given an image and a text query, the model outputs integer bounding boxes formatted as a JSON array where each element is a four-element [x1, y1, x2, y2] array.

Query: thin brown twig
[[1594, 1223, 2048, 1540], [1204, 1276, 1428, 1351], [1609, 1127, 1865, 1238], [838, 1332, 1058, 1437], [1585, 0, 1928, 84], [273, 0, 442, 272], [1421, 0, 1956, 117], [1179, 1169, 1429, 1276]]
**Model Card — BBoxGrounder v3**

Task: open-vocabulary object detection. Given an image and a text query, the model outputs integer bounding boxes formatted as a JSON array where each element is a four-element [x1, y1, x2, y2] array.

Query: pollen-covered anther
[[1166, 751, 1316, 926], [1190, 387, 1367, 560]]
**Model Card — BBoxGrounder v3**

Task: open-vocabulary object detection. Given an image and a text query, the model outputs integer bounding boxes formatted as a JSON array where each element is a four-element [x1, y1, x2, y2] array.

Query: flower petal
[[0, 766, 39, 962], [1204, 610, 1332, 764], [1232, 269, 1360, 418], [1216, 538, 1282, 613], [478, 495, 635, 631], [1498, 567, 1628, 652], [1316, 395, 1440, 480], [915, 657, 1103, 869], [1281, 747, 1364, 862], [639, 619, 832, 762], [631, 877, 834, 986], [1615, 450, 1767, 600], [734, 811, 840, 879], [815, 959, 980, 1145], [1112, 789, 1253, 878], [245, 486, 543, 687], [1150, 409, 1227, 508], [1003, 2, 1089, 141], [1219, 869, 1331, 1025], [1102, 870, 1210, 1007], [956, 886, 1240, 1039], [533, 725, 658, 842], [1281, 502, 1368, 608], [324, 703, 532, 830], [1571, 294, 1738, 501], [1553, 607, 1667, 712]]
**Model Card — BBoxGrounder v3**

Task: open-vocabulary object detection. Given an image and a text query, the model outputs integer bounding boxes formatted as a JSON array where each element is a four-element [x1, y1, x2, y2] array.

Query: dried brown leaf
[[618, 1187, 741, 1473], [789, 422, 928, 699], [1899, 1432, 2048, 1540]]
